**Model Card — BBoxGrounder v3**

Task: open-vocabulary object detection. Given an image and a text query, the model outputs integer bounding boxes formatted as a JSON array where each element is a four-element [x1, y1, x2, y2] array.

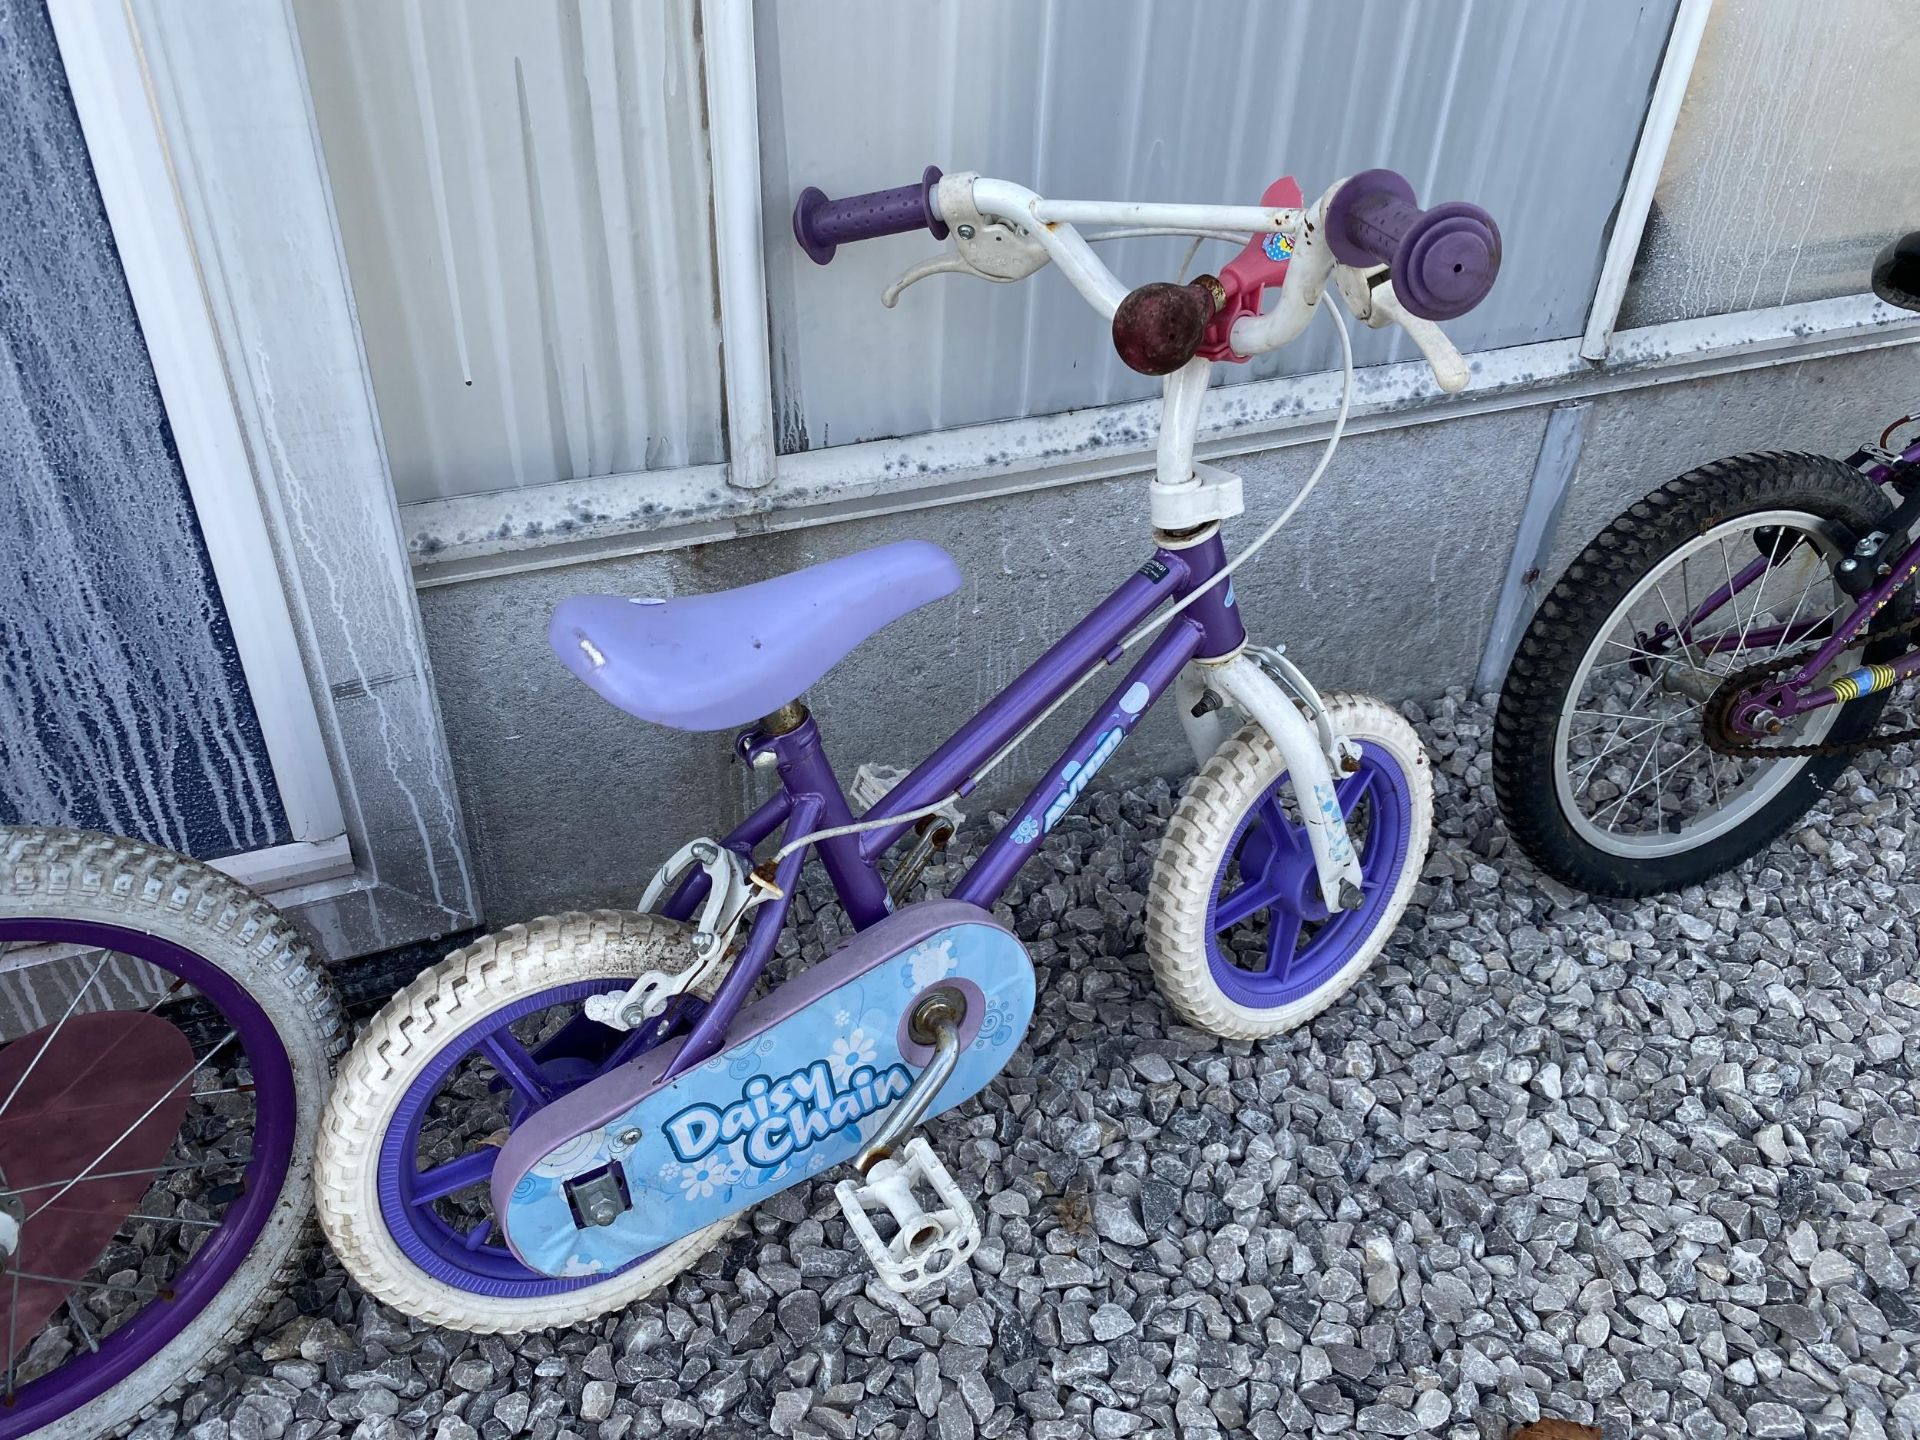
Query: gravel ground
[[141, 690, 1919, 1440]]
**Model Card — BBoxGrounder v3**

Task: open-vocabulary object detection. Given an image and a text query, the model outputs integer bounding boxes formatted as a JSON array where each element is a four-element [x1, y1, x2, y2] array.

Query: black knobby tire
[[1494, 452, 1908, 897]]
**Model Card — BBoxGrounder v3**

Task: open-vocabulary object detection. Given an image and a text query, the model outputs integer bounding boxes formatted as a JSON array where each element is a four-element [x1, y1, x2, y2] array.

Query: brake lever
[[1334, 265, 1469, 394], [883, 252, 982, 307], [1372, 281, 1469, 393], [881, 188, 1051, 307]]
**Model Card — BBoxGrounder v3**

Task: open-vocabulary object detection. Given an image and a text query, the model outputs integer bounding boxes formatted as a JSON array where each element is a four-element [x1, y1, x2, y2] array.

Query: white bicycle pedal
[[834, 1137, 980, 1293]]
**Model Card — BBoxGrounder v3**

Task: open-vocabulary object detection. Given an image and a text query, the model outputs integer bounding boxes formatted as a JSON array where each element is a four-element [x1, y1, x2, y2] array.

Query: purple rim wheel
[[1203, 742, 1414, 1010], [0, 918, 296, 1440], [377, 980, 677, 1297]]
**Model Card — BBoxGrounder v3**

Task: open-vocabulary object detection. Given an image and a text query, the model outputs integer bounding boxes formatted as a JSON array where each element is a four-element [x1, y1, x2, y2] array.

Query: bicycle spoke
[[462, 1218, 494, 1252], [1648, 717, 1706, 830], [1703, 745, 1726, 807], [127, 1212, 219, 1229], [4, 1155, 252, 1198], [1214, 880, 1279, 932], [480, 1034, 554, 1110], [25, 1030, 237, 1223], [1653, 727, 1701, 826], [1585, 653, 1686, 677], [142, 977, 190, 1015], [1719, 538, 1751, 654], [0, 947, 113, 1124], [2, 1268, 162, 1301], [1777, 557, 1830, 654], [65, 1296, 99, 1354], [1601, 732, 1711, 832], [1599, 723, 1670, 830], [1254, 796, 1298, 852], [413, 1149, 496, 1205], [1266, 912, 1303, 982], [1731, 533, 1776, 646], [1571, 707, 1678, 725], [1601, 636, 1678, 667], [1653, 583, 1711, 683], [1572, 711, 1670, 793]]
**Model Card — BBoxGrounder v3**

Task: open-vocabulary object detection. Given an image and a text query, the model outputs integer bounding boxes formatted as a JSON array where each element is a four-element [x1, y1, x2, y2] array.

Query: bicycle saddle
[[551, 540, 963, 731], [1872, 230, 1920, 313]]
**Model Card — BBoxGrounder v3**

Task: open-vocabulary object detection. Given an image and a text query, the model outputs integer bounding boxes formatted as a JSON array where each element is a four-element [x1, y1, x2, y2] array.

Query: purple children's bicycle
[[317, 163, 1503, 1327], [1496, 230, 1920, 897]]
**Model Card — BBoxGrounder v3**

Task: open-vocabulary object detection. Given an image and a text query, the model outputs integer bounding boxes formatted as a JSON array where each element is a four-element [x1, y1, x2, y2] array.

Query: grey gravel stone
[[1091, 1193, 1148, 1245], [1748, 1404, 1808, 1438], [1088, 1302, 1133, 1341], [1361, 1234, 1400, 1306], [659, 1398, 703, 1431]]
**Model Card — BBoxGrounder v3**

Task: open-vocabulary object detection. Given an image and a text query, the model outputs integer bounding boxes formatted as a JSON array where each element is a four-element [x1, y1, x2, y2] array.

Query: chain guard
[[492, 901, 1034, 1278]]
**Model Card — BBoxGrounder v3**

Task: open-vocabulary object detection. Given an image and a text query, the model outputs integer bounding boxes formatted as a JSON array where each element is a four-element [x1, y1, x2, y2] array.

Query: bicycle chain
[[1701, 605, 1920, 759]]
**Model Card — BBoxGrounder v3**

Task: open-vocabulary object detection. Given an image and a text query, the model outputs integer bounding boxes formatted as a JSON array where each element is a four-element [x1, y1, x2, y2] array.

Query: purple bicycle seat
[[550, 540, 963, 731]]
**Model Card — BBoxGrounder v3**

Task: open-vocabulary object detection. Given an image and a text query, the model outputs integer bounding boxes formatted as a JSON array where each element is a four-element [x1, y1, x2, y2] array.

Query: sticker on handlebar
[[1262, 233, 1294, 262]]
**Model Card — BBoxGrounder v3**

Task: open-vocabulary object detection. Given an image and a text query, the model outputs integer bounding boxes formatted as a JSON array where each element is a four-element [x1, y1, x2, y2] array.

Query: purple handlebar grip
[[793, 165, 947, 265], [1325, 167, 1502, 322]]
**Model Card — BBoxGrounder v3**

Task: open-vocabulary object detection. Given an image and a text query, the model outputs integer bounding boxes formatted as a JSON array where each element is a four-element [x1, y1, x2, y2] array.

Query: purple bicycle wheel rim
[[377, 980, 663, 1297], [0, 917, 296, 1440], [1203, 741, 1414, 1010]]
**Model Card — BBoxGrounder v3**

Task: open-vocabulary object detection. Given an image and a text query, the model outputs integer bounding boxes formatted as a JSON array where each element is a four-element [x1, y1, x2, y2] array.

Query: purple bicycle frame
[[657, 532, 1246, 1076]]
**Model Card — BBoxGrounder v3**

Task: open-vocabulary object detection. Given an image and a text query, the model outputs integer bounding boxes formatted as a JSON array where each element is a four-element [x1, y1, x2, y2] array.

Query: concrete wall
[[420, 343, 1920, 924], [1549, 346, 1920, 580]]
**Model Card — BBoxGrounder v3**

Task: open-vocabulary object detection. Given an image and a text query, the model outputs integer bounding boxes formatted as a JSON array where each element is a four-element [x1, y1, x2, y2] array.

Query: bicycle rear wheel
[[0, 828, 340, 1438], [1495, 453, 1906, 895]]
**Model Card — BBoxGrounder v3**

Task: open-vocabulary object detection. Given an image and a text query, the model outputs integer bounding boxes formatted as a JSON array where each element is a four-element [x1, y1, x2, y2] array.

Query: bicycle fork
[[1176, 651, 1369, 911]]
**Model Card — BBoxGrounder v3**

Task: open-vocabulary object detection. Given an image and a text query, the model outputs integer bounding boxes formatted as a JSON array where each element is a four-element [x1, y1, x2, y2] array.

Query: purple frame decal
[[658, 533, 1247, 1068]]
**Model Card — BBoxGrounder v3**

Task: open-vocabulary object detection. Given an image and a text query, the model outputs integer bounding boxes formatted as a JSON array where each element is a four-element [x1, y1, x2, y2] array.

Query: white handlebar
[[951, 172, 1466, 390]]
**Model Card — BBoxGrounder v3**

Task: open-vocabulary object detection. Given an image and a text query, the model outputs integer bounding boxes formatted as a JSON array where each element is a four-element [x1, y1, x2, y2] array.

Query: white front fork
[[1177, 653, 1367, 911]]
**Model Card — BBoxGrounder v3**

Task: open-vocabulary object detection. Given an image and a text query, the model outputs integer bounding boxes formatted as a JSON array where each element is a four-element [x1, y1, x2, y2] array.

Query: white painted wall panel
[[1619, 0, 1920, 327], [293, 0, 724, 503], [757, 0, 1679, 453]]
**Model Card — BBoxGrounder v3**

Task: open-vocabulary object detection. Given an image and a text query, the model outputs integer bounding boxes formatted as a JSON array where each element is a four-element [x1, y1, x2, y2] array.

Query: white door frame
[[46, 0, 351, 892]]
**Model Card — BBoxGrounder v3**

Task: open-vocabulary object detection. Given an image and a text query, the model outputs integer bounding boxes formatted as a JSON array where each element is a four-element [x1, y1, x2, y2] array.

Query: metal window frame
[[1579, 0, 1716, 362]]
